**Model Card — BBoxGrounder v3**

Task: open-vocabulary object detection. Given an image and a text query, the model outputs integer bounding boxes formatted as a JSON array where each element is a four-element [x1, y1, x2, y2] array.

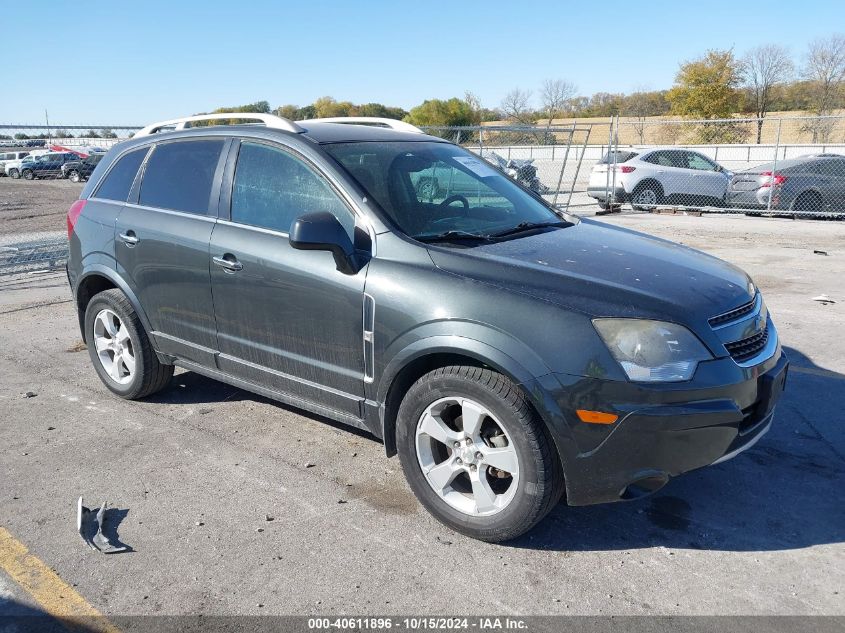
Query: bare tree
[[801, 34, 845, 142], [624, 89, 665, 144], [539, 79, 577, 130], [743, 44, 793, 144], [500, 88, 534, 124]]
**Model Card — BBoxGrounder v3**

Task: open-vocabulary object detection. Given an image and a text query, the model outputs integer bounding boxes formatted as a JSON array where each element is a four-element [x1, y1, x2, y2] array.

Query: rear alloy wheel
[[22, 169, 34, 180], [631, 184, 662, 210], [396, 366, 563, 542], [68, 170, 81, 183], [8, 169, 19, 179], [85, 289, 174, 399]]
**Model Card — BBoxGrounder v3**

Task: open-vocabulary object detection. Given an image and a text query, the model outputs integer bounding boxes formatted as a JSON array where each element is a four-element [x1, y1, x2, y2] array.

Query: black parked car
[[20, 152, 81, 179], [62, 153, 104, 182], [66, 114, 787, 542]]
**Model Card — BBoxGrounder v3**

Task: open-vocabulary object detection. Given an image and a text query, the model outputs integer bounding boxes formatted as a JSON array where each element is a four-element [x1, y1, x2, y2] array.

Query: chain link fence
[[422, 115, 845, 220], [2, 116, 844, 277]]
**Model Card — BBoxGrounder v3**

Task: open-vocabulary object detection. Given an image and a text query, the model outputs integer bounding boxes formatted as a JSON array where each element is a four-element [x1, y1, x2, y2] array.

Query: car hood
[[426, 219, 752, 325]]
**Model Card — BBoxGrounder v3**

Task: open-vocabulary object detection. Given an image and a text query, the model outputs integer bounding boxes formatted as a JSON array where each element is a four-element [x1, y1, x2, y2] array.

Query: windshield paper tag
[[452, 156, 498, 178]]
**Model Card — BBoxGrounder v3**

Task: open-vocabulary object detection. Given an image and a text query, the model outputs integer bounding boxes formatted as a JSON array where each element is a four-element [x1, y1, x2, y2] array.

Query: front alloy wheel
[[396, 366, 563, 542], [415, 397, 520, 516]]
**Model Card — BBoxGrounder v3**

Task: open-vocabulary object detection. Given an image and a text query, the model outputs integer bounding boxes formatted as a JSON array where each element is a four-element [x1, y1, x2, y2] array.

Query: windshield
[[324, 141, 569, 240]]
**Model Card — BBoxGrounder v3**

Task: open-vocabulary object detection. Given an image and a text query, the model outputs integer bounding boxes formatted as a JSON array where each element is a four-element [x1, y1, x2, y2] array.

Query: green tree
[[352, 102, 408, 119], [667, 49, 745, 142], [274, 104, 299, 119], [313, 96, 354, 118], [405, 98, 477, 127]]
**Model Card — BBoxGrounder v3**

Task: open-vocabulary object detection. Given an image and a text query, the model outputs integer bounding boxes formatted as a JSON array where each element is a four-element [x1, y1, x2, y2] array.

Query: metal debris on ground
[[77, 497, 129, 554], [812, 294, 836, 305], [814, 250, 829, 256]]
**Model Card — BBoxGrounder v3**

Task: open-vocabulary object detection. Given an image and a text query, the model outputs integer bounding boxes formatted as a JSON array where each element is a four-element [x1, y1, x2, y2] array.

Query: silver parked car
[[588, 148, 732, 210], [727, 154, 845, 215]]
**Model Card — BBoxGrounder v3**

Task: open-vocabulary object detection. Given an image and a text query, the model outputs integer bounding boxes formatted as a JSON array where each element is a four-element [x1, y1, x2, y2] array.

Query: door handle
[[212, 255, 243, 273], [119, 231, 139, 246]]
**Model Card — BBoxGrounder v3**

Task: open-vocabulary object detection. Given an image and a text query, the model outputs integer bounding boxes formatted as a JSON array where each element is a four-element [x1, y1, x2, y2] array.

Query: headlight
[[593, 319, 713, 382]]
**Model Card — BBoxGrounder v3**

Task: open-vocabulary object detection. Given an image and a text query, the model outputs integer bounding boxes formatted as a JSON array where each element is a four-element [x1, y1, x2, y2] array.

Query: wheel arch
[[790, 188, 824, 210], [632, 177, 664, 197], [377, 335, 551, 458], [75, 266, 152, 343]]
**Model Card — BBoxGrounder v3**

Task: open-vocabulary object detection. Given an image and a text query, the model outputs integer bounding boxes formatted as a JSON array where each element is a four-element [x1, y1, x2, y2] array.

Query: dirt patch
[[0, 178, 82, 237], [66, 340, 87, 353]]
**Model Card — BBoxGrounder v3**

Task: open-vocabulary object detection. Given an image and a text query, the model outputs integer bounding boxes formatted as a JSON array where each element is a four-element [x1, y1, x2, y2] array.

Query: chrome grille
[[725, 326, 770, 363], [709, 296, 757, 328]]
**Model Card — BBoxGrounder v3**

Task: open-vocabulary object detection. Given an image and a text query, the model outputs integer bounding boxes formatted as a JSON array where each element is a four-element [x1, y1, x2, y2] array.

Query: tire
[[791, 191, 823, 215], [8, 169, 19, 179], [68, 170, 81, 183], [84, 289, 174, 400], [631, 181, 663, 211], [396, 366, 563, 542], [22, 169, 34, 180]]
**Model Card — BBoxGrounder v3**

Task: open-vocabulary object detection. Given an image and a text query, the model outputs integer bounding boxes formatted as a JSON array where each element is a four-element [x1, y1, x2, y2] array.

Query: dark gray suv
[[67, 114, 788, 542]]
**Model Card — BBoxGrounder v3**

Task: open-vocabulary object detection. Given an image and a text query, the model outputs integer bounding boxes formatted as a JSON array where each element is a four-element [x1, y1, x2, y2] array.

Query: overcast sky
[[2, 0, 840, 125]]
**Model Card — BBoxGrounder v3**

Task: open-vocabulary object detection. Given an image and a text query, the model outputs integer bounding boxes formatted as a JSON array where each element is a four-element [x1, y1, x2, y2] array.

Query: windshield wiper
[[415, 230, 493, 243], [488, 220, 571, 239]]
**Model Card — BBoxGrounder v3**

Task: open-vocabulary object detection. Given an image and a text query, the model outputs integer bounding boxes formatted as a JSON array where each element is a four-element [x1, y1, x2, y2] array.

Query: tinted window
[[685, 152, 717, 171], [140, 140, 225, 214], [599, 151, 638, 164], [231, 142, 353, 235], [644, 151, 676, 167], [811, 160, 845, 176], [95, 148, 147, 202]]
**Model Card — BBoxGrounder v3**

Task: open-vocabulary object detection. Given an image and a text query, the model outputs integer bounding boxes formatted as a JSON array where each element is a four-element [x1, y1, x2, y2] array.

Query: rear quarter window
[[94, 148, 148, 202], [139, 140, 225, 214], [599, 151, 638, 164]]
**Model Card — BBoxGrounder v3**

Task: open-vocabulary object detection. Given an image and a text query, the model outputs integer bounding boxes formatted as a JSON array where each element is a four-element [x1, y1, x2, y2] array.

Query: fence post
[[478, 126, 484, 156], [565, 124, 592, 210], [552, 125, 576, 207], [766, 118, 782, 212], [610, 116, 619, 207]]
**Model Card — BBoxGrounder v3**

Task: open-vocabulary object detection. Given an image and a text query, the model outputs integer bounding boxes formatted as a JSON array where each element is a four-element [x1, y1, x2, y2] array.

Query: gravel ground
[[0, 184, 843, 620], [0, 177, 81, 238]]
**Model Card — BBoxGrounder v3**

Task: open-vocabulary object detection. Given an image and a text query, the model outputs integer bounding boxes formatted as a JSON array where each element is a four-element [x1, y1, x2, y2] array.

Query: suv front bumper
[[538, 348, 788, 506]]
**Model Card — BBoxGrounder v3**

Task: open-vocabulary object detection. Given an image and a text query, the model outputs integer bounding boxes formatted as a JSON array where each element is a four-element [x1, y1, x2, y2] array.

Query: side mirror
[[289, 212, 359, 275]]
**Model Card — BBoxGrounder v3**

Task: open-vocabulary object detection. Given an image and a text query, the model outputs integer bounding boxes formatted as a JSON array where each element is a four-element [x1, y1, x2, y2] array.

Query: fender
[[376, 312, 558, 405], [375, 330, 580, 470], [75, 262, 154, 341]]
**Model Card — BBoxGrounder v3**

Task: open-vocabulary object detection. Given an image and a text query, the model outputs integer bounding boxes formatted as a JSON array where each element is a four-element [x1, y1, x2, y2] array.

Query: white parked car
[[587, 148, 732, 210], [4, 149, 49, 178], [0, 150, 31, 176]]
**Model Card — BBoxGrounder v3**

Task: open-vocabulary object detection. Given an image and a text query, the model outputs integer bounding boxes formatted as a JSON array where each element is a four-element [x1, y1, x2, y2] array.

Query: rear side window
[[599, 151, 638, 164], [95, 148, 147, 202], [139, 140, 225, 214], [231, 141, 353, 235]]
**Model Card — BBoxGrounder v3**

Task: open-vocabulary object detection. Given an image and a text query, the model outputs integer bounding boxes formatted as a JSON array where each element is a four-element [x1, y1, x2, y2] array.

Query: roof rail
[[300, 117, 424, 134], [134, 113, 304, 137]]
